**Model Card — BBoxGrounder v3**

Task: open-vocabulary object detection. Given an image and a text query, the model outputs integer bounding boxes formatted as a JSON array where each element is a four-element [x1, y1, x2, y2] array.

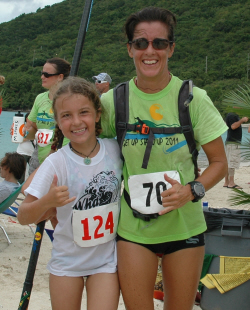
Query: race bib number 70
[[72, 202, 119, 247], [128, 170, 181, 214]]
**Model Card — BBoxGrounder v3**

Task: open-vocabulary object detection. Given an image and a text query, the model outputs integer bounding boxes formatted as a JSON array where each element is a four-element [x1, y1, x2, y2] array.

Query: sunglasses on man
[[96, 80, 108, 84], [41, 71, 60, 78], [128, 38, 173, 50]]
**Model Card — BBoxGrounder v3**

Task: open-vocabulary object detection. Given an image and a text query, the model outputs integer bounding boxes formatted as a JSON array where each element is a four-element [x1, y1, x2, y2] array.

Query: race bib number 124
[[72, 202, 119, 247]]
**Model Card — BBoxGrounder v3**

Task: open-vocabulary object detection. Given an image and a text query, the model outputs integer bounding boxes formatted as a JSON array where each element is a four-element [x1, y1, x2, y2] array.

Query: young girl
[[17, 77, 123, 310]]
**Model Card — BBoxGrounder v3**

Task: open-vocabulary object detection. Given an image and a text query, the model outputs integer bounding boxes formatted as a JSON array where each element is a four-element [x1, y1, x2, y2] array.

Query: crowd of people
[[0, 6, 238, 310]]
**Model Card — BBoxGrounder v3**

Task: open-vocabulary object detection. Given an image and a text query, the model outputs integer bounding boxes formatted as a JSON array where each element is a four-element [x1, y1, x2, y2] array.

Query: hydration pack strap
[[114, 80, 197, 172], [114, 81, 129, 161], [178, 80, 199, 178], [118, 119, 187, 169], [124, 189, 159, 222]]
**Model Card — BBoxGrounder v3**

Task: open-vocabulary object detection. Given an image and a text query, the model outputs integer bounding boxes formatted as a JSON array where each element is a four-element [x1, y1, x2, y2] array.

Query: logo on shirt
[[73, 171, 120, 210], [149, 104, 163, 120]]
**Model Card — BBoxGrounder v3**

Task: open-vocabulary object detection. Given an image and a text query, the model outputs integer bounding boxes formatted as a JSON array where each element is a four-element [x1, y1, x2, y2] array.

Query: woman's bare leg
[[117, 240, 158, 310], [162, 246, 205, 310]]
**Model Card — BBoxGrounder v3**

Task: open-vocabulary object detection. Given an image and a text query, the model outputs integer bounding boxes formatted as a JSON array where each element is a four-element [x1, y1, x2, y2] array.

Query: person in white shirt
[[17, 77, 122, 310]]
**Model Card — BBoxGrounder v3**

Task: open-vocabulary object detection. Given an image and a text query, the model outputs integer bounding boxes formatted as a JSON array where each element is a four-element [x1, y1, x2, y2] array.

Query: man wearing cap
[[92, 72, 112, 96]]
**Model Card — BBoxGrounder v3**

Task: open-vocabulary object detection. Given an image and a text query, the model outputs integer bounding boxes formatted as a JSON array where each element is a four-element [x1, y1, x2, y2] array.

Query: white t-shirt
[[16, 140, 35, 157], [25, 138, 123, 276]]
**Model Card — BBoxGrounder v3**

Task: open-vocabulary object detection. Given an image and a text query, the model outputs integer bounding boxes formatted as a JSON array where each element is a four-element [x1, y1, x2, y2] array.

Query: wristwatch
[[187, 181, 205, 202]]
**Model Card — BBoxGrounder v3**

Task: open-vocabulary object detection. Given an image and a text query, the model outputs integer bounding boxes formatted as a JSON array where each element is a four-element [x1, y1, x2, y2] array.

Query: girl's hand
[[46, 175, 76, 208], [159, 173, 193, 215], [34, 207, 57, 225]]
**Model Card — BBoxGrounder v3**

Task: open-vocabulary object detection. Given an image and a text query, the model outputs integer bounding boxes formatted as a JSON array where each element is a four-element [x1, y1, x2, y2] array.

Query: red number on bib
[[80, 211, 115, 241], [40, 132, 44, 143], [81, 218, 91, 240], [44, 133, 49, 144], [105, 211, 114, 234], [93, 215, 104, 239]]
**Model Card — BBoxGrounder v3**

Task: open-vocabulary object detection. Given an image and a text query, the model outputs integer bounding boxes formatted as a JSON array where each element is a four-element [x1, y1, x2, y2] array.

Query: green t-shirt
[[28, 91, 69, 163], [101, 75, 228, 244]]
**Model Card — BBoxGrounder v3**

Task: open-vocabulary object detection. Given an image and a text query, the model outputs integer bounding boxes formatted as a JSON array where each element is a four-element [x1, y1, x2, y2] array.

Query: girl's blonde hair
[[51, 77, 102, 150]]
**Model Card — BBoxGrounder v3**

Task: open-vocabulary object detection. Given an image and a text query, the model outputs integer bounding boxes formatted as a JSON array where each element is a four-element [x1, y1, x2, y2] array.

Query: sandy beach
[[1, 162, 250, 310]]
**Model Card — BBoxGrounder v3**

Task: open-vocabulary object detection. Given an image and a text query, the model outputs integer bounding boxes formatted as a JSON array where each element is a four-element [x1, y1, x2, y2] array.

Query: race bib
[[72, 202, 119, 247], [128, 170, 181, 214], [35, 129, 53, 147]]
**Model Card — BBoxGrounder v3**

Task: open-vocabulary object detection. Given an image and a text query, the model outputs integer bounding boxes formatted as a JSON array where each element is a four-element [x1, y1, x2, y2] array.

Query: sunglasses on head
[[41, 71, 59, 78], [128, 38, 173, 50], [96, 80, 107, 84]]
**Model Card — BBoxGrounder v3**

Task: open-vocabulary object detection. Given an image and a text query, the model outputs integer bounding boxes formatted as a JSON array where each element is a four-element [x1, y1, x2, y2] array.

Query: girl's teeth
[[73, 128, 85, 133], [144, 60, 157, 64]]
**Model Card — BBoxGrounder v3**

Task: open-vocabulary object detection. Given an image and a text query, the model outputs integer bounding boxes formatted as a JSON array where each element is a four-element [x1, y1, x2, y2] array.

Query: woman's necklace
[[135, 73, 172, 92], [69, 140, 98, 165]]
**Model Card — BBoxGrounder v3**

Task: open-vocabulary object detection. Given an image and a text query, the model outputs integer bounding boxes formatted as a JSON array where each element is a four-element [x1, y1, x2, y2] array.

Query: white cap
[[92, 73, 112, 84]]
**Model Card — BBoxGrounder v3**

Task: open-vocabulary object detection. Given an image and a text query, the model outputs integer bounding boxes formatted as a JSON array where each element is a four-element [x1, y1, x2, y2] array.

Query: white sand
[[1, 164, 250, 309]]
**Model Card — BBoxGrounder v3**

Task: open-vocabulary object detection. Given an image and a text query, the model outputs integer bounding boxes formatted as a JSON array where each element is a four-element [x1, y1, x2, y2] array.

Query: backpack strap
[[113, 79, 198, 178], [178, 80, 199, 178], [114, 81, 129, 161]]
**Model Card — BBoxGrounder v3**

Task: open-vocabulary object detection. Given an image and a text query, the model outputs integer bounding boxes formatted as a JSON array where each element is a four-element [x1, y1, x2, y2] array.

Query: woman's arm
[[160, 137, 227, 214], [17, 175, 76, 225], [23, 119, 37, 140]]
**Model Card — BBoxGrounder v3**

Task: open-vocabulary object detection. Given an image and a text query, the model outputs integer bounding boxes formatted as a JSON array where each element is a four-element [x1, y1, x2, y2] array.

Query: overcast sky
[[0, 0, 64, 24]]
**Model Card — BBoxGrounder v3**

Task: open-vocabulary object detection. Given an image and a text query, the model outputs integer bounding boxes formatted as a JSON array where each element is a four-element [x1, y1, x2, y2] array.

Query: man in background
[[223, 112, 248, 189], [92, 72, 112, 96]]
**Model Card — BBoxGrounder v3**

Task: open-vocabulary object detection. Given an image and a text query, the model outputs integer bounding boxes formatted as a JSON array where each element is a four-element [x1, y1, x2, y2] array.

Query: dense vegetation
[[0, 0, 249, 116]]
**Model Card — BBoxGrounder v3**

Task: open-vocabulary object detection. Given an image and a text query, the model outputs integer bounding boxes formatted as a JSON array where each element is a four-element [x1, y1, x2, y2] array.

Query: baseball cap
[[92, 73, 112, 84]]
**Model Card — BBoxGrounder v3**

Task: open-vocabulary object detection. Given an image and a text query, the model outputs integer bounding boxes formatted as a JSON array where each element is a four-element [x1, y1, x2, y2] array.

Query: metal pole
[[70, 0, 94, 76]]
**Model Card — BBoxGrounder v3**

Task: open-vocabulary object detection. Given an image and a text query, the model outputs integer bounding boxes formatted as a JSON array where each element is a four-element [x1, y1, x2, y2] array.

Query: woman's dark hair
[[51, 77, 102, 150], [46, 57, 71, 79], [0, 152, 26, 180], [125, 7, 176, 44]]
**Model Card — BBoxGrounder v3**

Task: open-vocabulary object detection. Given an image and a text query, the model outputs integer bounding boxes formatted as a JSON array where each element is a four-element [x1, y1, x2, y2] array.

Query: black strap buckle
[[181, 125, 191, 134], [117, 122, 127, 130], [132, 210, 159, 222]]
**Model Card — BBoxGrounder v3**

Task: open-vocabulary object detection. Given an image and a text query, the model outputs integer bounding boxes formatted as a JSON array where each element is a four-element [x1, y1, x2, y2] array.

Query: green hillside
[[0, 0, 249, 115]]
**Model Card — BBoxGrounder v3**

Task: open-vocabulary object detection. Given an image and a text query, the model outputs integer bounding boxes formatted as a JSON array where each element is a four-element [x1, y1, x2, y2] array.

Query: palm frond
[[222, 84, 250, 116], [240, 138, 250, 161], [229, 188, 250, 206]]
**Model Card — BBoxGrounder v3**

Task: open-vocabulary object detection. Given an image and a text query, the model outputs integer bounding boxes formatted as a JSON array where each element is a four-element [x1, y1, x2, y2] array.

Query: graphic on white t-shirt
[[72, 170, 120, 247], [73, 171, 120, 210]]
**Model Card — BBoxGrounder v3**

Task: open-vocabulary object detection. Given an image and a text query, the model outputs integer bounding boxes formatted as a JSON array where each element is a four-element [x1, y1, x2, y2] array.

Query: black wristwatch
[[187, 181, 205, 202]]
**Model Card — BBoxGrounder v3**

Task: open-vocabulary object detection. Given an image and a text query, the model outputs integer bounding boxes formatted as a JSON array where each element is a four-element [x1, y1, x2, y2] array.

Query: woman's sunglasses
[[128, 38, 173, 50], [41, 71, 60, 78]]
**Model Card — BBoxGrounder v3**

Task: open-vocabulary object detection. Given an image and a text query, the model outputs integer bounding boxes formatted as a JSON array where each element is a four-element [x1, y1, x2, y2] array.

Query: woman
[[100, 7, 228, 310], [25, 57, 71, 165], [16, 112, 35, 183]]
